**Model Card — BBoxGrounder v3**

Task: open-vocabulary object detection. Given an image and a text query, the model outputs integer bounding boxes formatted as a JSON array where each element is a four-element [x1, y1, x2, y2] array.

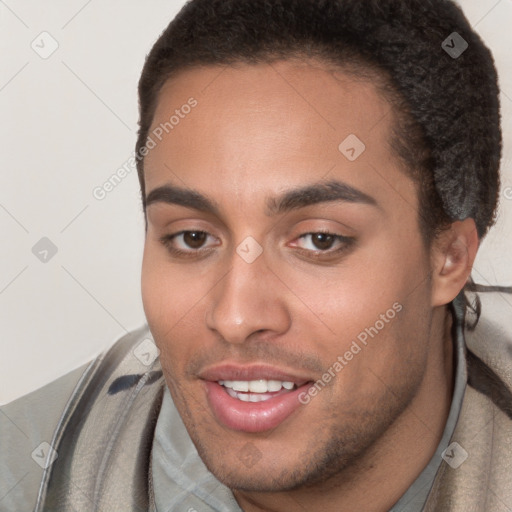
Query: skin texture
[[141, 59, 478, 511]]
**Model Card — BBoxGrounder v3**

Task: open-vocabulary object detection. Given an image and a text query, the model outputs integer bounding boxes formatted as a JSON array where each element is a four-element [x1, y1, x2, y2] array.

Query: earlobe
[[431, 219, 479, 307]]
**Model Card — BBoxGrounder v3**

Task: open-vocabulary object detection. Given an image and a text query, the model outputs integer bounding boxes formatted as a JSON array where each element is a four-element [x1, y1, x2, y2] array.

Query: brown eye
[[293, 232, 354, 257], [183, 231, 207, 249], [311, 233, 336, 250], [159, 230, 216, 256]]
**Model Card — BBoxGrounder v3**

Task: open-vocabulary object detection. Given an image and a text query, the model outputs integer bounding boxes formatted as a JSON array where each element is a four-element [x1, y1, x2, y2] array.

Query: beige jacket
[[425, 315, 512, 511]]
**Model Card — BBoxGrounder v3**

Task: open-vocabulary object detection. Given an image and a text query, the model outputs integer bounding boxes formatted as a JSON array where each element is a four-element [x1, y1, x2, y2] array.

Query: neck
[[234, 307, 455, 512]]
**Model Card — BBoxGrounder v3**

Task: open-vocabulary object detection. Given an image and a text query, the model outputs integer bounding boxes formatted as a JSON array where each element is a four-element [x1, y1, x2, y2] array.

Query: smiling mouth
[[203, 377, 314, 432]]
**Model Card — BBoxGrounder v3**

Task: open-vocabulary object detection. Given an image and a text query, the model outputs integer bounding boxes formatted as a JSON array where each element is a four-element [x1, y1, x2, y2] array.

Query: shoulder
[[464, 293, 512, 395], [0, 360, 93, 511], [0, 324, 155, 512], [37, 324, 164, 511], [425, 300, 512, 510]]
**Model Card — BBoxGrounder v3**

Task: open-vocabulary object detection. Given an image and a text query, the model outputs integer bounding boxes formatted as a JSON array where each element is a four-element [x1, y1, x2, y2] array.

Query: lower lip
[[204, 381, 311, 433]]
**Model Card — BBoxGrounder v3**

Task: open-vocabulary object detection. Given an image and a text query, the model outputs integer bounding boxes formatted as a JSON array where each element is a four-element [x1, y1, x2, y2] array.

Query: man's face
[[141, 60, 435, 491]]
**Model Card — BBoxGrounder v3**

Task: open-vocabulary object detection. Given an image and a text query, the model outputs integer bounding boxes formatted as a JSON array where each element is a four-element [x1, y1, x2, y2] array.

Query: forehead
[[143, 59, 416, 217]]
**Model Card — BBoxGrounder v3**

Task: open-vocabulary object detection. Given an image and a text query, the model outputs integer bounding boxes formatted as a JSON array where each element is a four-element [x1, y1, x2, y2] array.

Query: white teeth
[[224, 386, 274, 403], [248, 380, 267, 393], [231, 381, 249, 392], [219, 379, 297, 394], [267, 380, 282, 392]]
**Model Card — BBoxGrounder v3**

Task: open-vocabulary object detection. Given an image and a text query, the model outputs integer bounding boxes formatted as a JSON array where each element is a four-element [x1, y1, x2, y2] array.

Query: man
[[1, 0, 511, 510]]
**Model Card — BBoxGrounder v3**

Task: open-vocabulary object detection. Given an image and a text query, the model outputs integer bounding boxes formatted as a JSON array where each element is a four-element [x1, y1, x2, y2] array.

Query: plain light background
[[1, 0, 511, 404]]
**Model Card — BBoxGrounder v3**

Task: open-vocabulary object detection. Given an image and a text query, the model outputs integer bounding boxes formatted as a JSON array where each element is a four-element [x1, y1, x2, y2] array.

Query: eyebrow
[[266, 180, 378, 215], [146, 185, 220, 216], [145, 179, 378, 216]]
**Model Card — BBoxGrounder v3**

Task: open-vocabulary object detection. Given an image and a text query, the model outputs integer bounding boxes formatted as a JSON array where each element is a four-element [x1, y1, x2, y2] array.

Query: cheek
[[141, 241, 191, 325], [141, 247, 166, 326], [140, 244, 184, 362], [287, 246, 415, 327], [282, 235, 430, 362], [141, 243, 210, 367]]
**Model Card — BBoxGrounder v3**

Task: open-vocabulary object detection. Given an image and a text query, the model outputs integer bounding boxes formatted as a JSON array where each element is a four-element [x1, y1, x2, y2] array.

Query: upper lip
[[199, 363, 313, 385]]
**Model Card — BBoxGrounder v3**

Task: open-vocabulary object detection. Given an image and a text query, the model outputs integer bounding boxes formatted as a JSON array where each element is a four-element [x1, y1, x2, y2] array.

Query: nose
[[205, 247, 291, 344]]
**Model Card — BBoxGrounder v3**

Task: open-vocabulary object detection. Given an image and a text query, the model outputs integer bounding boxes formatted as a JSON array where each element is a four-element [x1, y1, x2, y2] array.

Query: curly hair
[[135, 0, 504, 325]]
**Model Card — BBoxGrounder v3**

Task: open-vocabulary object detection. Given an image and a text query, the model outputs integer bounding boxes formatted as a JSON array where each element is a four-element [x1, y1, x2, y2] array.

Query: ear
[[430, 218, 479, 307]]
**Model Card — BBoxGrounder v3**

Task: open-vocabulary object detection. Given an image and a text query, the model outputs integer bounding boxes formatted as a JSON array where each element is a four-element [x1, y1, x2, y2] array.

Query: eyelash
[[158, 230, 355, 260]]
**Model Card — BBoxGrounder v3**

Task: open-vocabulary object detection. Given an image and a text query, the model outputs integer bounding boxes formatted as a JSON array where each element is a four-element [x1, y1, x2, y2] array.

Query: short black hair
[[136, 0, 501, 244]]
